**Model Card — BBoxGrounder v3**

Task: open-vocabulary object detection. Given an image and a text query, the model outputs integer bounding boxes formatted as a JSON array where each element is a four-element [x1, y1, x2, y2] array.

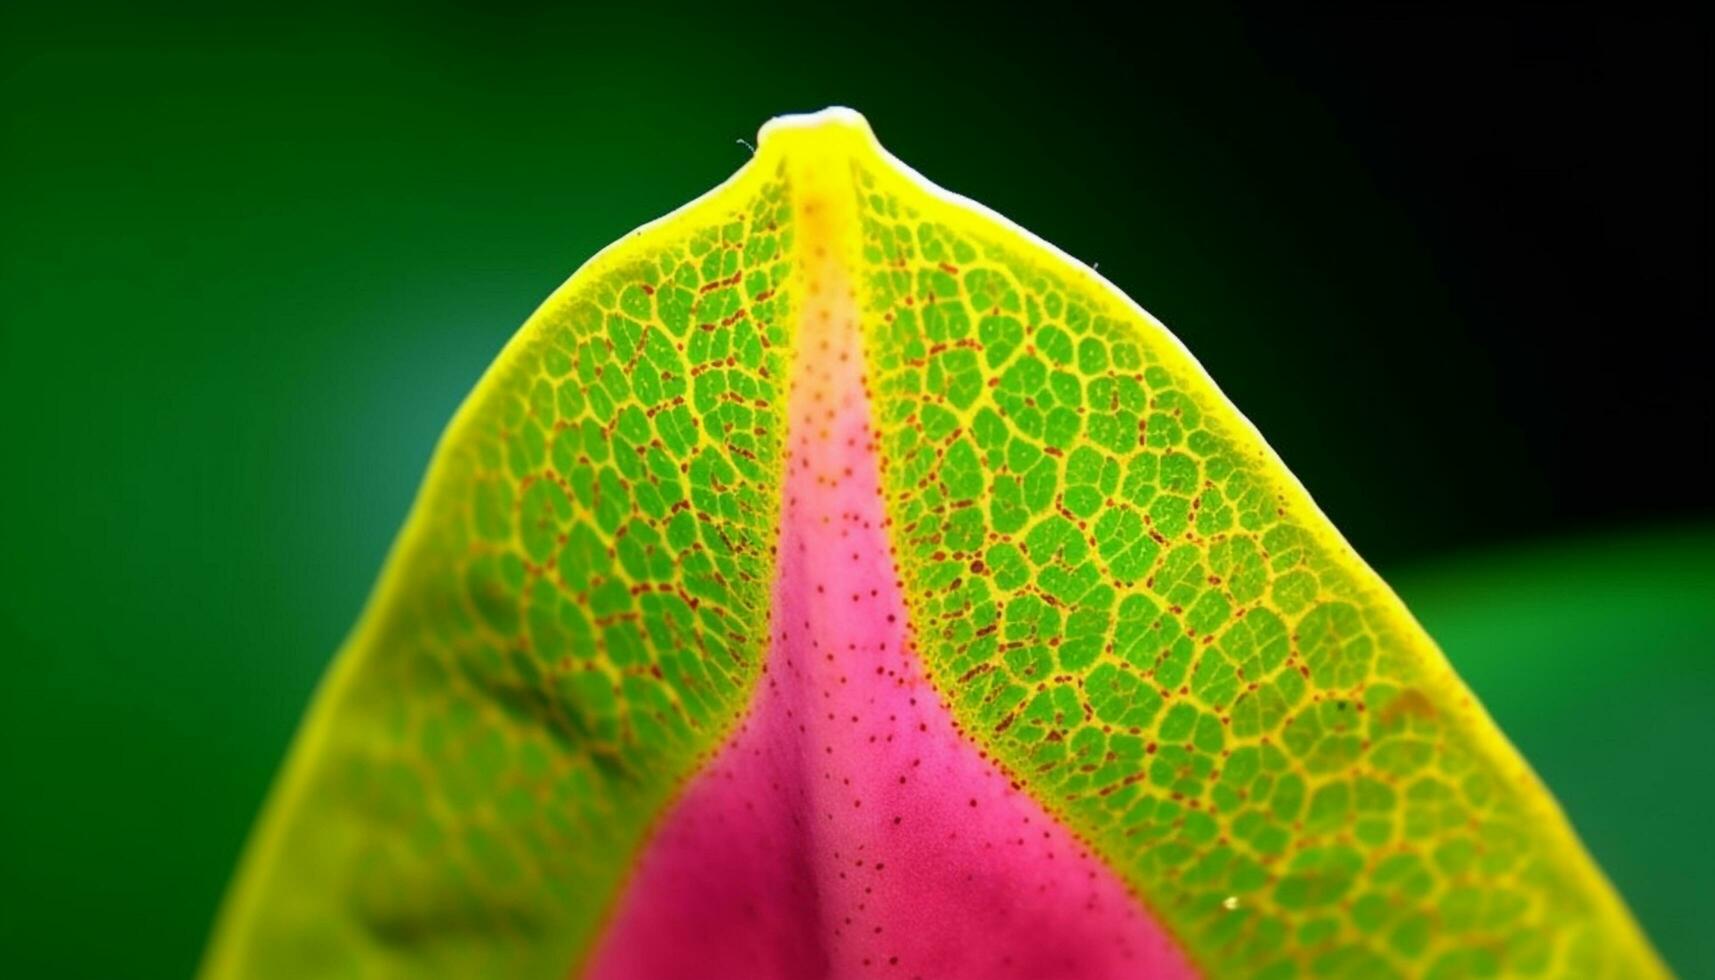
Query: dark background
[[2, 2, 1709, 977]]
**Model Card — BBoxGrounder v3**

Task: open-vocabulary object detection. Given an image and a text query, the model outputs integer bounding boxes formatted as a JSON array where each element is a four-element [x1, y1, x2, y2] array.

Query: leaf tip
[[756, 105, 876, 155]]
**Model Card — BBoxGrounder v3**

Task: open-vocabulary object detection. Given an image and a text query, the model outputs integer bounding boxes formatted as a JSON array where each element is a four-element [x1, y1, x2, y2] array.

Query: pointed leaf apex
[[756, 105, 879, 158]]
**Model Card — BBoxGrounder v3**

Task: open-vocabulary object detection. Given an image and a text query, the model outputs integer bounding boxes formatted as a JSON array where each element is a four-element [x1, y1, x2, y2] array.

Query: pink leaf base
[[584, 255, 1197, 980]]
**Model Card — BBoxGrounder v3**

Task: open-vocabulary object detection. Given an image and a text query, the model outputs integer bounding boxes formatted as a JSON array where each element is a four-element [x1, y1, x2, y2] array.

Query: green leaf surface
[[203, 109, 1667, 979]]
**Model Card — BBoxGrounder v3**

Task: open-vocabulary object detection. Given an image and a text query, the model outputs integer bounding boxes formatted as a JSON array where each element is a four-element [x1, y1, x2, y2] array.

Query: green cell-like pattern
[[203, 166, 795, 978], [206, 111, 1660, 979], [854, 160, 1649, 978]]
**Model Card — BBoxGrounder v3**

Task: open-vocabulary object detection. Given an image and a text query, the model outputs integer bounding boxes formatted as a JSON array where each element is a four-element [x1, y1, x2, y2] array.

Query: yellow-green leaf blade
[[845, 115, 1666, 977], [203, 108, 1665, 980], [202, 154, 797, 979]]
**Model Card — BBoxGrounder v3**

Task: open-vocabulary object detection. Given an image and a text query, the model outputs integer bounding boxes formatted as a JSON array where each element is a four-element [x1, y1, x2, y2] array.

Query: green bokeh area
[[1, 3, 1708, 978]]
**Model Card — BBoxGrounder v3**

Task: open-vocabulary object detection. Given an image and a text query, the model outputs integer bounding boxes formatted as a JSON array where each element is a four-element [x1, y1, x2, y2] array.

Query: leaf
[[202, 109, 1665, 979]]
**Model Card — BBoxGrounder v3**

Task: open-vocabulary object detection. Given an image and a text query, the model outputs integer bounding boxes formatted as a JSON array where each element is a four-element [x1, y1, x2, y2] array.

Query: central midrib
[[582, 138, 1195, 980]]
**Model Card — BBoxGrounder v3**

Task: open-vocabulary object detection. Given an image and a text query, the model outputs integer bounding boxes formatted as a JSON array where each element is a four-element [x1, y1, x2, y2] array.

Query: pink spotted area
[[584, 254, 1196, 979]]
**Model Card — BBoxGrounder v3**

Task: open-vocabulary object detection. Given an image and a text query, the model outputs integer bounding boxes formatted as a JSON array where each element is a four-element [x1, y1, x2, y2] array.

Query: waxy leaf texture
[[203, 109, 1664, 979]]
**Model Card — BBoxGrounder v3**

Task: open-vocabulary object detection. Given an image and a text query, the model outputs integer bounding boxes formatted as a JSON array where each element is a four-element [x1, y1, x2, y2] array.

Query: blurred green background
[[2, 2, 1709, 977]]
